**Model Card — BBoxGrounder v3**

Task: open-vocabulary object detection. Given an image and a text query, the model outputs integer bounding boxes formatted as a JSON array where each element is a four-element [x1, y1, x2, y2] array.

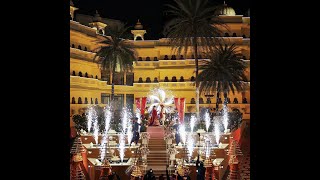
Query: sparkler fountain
[[190, 115, 197, 133], [222, 104, 229, 133], [214, 123, 221, 146], [86, 106, 96, 134], [186, 134, 194, 162], [100, 106, 112, 162], [86, 106, 99, 145], [93, 118, 99, 145], [179, 124, 187, 145], [204, 110, 211, 132], [118, 133, 126, 163]]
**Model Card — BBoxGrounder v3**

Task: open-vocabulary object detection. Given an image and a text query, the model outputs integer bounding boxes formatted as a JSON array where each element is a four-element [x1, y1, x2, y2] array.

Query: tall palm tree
[[94, 23, 137, 103], [163, 0, 226, 120], [197, 42, 248, 114]]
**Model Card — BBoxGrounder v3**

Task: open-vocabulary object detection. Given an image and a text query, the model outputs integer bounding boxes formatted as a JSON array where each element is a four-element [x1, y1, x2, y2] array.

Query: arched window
[[190, 76, 195, 81], [206, 98, 211, 104], [85, 72, 88, 78], [242, 56, 246, 60], [136, 36, 142, 40], [146, 77, 151, 83], [179, 76, 184, 82], [198, 55, 202, 59], [191, 98, 196, 104], [95, 98, 98, 104], [232, 33, 237, 37], [84, 98, 88, 104], [218, 98, 222, 104], [91, 98, 93, 104], [78, 97, 82, 104], [171, 55, 176, 60], [233, 98, 238, 104], [98, 29, 103, 35], [71, 44, 75, 48], [154, 77, 158, 83], [79, 72, 82, 77], [72, 71, 76, 76], [224, 33, 230, 37], [164, 55, 169, 60], [78, 45, 82, 50], [70, 14, 72, 20], [242, 34, 247, 38], [154, 57, 158, 61], [146, 57, 151, 61], [95, 75, 98, 79], [91, 75, 94, 78], [242, 97, 248, 104], [171, 76, 177, 82], [191, 54, 195, 59], [138, 57, 143, 61], [71, 97, 76, 104], [179, 55, 184, 60], [199, 98, 204, 104], [84, 47, 87, 51], [138, 77, 143, 83], [227, 98, 231, 103], [164, 77, 169, 82]]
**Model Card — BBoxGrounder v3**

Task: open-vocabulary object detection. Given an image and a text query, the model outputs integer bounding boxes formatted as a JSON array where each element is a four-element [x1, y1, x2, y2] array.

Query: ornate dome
[[134, 19, 143, 30], [215, 2, 236, 16], [93, 10, 102, 22]]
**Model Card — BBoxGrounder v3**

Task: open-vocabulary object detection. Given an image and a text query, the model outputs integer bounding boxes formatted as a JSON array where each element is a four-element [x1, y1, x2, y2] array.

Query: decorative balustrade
[[70, 47, 96, 61]]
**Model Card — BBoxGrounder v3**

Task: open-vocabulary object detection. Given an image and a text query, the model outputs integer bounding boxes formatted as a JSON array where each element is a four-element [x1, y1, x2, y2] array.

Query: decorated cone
[[70, 162, 86, 180], [71, 137, 84, 154], [98, 159, 112, 179], [227, 139, 243, 180]]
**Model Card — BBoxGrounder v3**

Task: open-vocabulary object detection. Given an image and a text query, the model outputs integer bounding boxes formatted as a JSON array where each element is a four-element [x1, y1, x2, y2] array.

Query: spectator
[[108, 172, 120, 180], [196, 154, 206, 180], [144, 169, 156, 180]]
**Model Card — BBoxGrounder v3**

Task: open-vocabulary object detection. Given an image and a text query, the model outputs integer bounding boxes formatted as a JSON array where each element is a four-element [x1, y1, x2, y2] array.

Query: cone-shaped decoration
[[203, 158, 213, 167], [71, 137, 84, 154], [227, 140, 243, 157], [131, 165, 143, 177], [71, 163, 86, 180]]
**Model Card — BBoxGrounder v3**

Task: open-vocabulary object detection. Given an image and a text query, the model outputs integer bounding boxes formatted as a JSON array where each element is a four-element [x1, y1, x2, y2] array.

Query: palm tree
[[163, 0, 226, 120], [197, 42, 248, 114], [94, 23, 137, 103]]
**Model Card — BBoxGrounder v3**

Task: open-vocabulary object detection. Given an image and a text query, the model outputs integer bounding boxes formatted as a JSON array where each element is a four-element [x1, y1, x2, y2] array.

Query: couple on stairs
[[148, 105, 165, 126]]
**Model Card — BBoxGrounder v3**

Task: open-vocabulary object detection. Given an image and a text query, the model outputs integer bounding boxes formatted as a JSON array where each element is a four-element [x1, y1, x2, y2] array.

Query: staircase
[[146, 126, 168, 178]]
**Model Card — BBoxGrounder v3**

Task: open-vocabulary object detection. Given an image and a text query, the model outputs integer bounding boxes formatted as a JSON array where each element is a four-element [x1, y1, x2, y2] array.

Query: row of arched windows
[[190, 97, 248, 104], [70, 44, 89, 52], [71, 71, 98, 79], [71, 97, 99, 104], [137, 54, 248, 61], [219, 33, 249, 38], [137, 76, 195, 83]]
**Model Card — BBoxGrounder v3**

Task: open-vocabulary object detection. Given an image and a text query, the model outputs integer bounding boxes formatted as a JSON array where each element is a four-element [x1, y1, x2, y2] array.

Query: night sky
[[73, 0, 251, 39]]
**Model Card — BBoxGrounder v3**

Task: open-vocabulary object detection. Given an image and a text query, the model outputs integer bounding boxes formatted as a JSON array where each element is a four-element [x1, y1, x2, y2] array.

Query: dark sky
[[73, 0, 250, 40]]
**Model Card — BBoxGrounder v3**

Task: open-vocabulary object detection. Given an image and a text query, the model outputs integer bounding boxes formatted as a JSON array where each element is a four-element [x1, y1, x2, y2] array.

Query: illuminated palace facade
[[70, 2, 250, 123]]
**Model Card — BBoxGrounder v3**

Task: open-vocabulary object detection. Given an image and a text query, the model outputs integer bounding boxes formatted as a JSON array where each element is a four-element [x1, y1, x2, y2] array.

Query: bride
[[148, 106, 160, 126]]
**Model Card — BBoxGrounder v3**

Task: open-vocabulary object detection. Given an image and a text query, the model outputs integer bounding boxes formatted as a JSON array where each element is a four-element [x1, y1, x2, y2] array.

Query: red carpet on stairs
[[147, 126, 165, 139]]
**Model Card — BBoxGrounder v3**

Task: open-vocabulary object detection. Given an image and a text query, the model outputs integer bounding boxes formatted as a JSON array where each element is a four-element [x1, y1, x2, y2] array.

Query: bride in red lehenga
[[148, 106, 160, 126]]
